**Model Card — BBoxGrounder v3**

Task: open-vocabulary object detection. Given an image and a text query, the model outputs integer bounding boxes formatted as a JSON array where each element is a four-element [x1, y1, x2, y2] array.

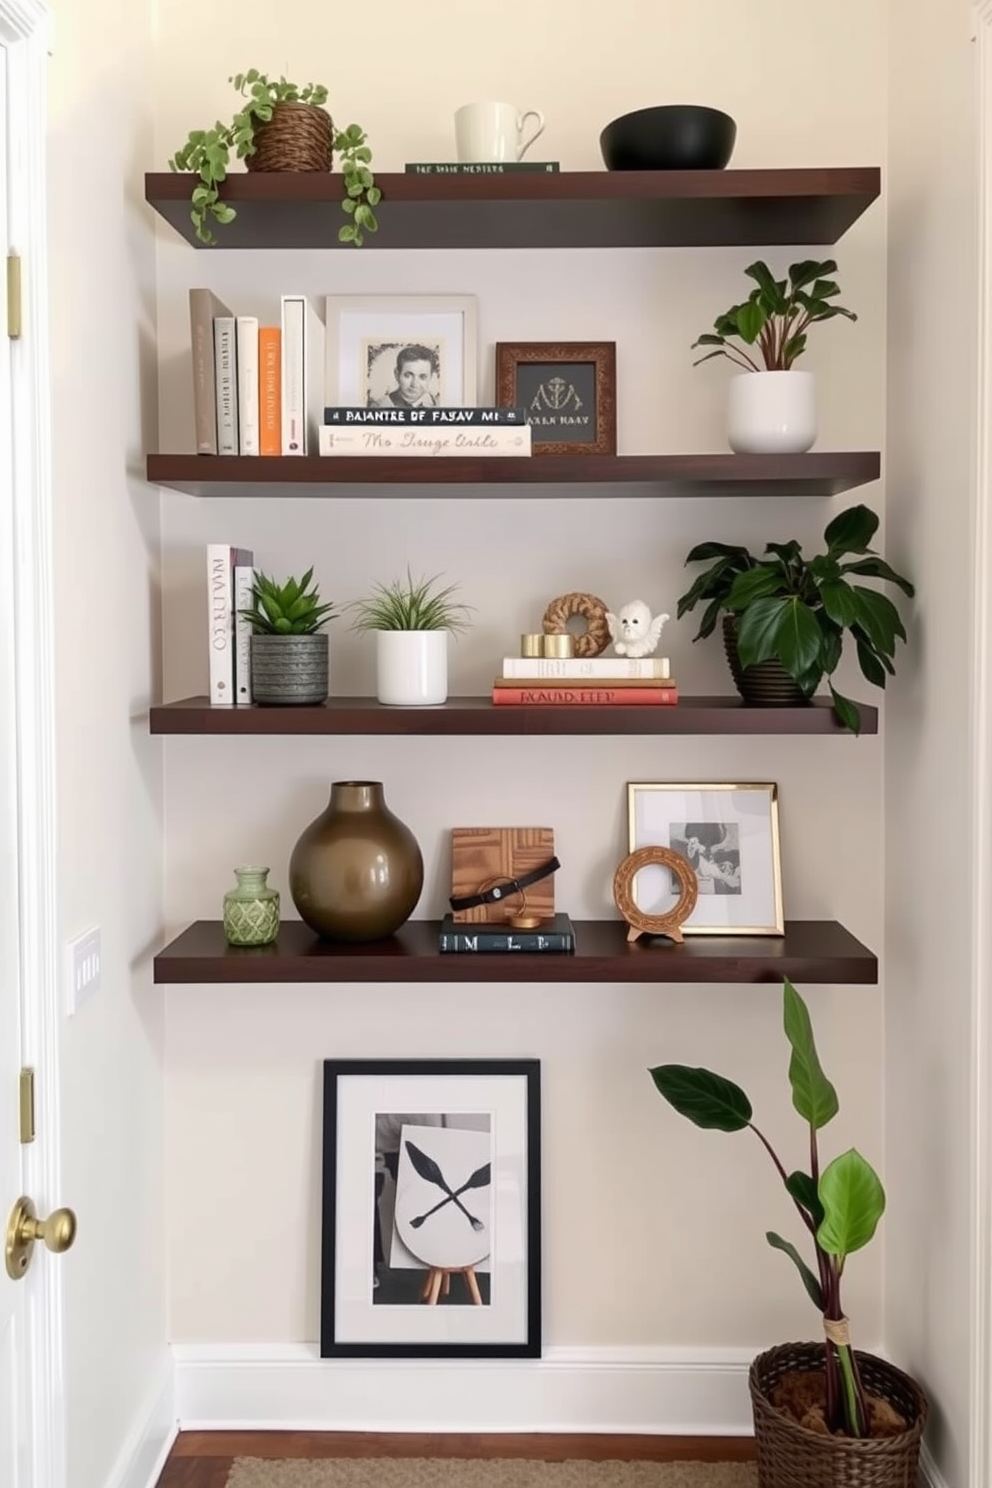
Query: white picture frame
[[627, 781, 784, 936], [323, 295, 478, 410]]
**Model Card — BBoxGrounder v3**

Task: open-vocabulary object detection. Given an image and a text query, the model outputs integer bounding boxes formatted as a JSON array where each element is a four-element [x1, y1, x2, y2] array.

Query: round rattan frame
[[612, 846, 698, 944]]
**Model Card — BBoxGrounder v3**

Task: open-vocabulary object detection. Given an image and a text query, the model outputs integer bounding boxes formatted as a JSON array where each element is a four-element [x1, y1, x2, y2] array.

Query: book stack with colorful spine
[[492, 656, 678, 707], [438, 913, 576, 954]]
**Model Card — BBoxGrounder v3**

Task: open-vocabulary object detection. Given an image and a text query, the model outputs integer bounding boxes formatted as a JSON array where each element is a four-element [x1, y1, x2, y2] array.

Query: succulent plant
[[241, 569, 337, 635]]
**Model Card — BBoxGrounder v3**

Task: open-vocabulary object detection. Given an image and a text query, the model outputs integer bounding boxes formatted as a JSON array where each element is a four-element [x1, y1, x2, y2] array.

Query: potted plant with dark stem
[[676, 503, 914, 734], [168, 70, 379, 246], [241, 568, 337, 705], [349, 569, 474, 707], [650, 977, 927, 1487], [692, 258, 857, 453]]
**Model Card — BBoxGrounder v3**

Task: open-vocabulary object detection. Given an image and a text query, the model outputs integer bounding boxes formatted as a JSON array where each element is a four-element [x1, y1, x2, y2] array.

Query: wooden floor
[[157, 1432, 757, 1488]]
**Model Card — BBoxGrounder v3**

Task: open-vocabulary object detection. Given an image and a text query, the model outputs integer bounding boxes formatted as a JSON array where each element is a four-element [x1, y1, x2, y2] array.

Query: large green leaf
[[852, 587, 906, 655], [829, 684, 862, 735], [766, 1231, 824, 1310], [736, 299, 767, 344], [764, 540, 802, 565], [684, 542, 754, 565], [817, 578, 860, 629], [649, 1065, 752, 1131], [726, 564, 788, 608], [745, 260, 789, 315], [783, 978, 839, 1129], [735, 596, 790, 667], [785, 1170, 825, 1228], [789, 258, 837, 289], [817, 1149, 886, 1257], [773, 599, 824, 677], [841, 556, 915, 598], [824, 504, 879, 555], [816, 614, 844, 676], [856, 639, 888, 689]]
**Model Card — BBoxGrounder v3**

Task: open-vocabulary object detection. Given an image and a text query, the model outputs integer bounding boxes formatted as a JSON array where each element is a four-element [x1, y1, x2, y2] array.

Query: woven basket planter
[[722, 614, 809, 707], [749, 1343, 927, 1488], [246, 101, 334, 173]]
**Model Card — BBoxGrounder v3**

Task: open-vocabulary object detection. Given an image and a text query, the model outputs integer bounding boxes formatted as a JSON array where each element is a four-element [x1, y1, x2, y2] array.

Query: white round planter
[[727, 370, 817, 454], [376, 630, 448, 706]]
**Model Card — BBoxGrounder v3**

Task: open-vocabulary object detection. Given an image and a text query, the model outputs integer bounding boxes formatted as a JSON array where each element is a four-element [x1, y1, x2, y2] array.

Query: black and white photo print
[[363, 340, 445, 409], [670, 821, 742, 895]]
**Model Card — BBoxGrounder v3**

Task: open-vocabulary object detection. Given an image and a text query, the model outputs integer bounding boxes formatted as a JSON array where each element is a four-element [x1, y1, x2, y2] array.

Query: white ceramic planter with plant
[[692, 257, 857, 454], [350, 570, 473, 707]]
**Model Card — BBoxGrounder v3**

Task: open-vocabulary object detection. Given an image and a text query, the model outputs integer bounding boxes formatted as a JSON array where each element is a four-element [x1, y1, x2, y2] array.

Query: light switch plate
[[65, 926, 101, 1015]]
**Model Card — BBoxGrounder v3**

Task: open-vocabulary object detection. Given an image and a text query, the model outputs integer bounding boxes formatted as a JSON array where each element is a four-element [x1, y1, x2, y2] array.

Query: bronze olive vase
[[288, 781, 424, 942]]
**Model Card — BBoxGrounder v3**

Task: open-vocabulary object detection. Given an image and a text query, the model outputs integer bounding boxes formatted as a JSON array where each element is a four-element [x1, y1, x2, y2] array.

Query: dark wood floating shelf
[[145, 167, 880, 251], [149, 695, 878, 737], [153, 918, 877, 986], [146, 451, 880, 499]]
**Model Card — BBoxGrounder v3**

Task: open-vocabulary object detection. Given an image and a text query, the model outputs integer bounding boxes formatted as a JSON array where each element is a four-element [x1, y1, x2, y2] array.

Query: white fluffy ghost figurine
[[606, 600, 670, 658]]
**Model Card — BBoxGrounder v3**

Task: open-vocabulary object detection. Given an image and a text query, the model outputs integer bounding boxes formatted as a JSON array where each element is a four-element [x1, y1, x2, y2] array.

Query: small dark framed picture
[[321, 1058, 542, 1358], [495, 341, 617, 454]]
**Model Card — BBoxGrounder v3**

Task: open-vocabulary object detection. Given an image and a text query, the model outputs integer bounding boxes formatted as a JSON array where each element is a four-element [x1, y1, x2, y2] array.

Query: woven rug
[[225, 1461, 758, 1488]]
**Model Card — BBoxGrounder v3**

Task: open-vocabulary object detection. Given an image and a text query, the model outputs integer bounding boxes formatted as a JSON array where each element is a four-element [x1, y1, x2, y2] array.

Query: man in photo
[[369, 343, 440, 409]]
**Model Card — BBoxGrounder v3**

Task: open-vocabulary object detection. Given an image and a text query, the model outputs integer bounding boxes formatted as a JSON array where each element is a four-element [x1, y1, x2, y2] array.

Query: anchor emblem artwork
[[495, 340, 618, 454]]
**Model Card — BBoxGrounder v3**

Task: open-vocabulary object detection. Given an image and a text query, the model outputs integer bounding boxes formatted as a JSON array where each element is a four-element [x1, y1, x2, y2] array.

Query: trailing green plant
[[676, 504, 914, 734], [692, 259, 856, 372], [650, 977, 886, 1439], [167, 70, 380, 246], [241, 569, 338, 635], [349, 569, 474, 633]]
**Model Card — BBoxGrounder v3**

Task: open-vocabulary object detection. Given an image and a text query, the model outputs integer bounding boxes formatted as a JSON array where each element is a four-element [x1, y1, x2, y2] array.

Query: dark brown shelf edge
[[148, 696, 878, 737], [153, 918, 878, 986]]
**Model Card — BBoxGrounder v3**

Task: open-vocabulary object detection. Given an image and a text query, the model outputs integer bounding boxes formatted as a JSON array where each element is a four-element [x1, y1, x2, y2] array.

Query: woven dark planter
[[722, 614, 809, 707], [247, 102, 334, 173], [749, 1343, 927, 1488], [250, 633, 328, 705]]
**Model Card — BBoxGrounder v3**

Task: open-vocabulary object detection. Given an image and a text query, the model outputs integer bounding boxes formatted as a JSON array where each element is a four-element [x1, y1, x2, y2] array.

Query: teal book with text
[[438, 914, 575, 953]]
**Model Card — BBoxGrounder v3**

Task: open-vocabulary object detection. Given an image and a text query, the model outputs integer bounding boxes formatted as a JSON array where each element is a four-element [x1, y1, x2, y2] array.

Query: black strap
[[449, 855, 561, 912]]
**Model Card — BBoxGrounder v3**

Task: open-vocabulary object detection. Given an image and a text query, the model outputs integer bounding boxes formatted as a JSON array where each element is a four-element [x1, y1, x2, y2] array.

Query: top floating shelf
[[145, 168, 881, 252]]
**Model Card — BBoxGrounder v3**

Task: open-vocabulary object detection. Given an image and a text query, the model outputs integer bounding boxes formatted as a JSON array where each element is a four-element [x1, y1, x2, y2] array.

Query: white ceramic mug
[[454, 101, 546, 163]]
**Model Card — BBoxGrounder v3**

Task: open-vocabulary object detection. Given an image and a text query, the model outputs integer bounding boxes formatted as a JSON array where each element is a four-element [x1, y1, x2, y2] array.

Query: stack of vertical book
[[438, 914, 576, 953], [205, 543, 254, 705], [491, 656, 678, 706]]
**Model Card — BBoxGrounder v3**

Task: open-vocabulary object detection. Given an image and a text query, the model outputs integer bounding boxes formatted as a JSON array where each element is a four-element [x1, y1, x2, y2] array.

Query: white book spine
[[207, 544, 235, 705], [280, 296, 306, 455], [236, 317, 260, 455], [500, 655, 670, 680], [318, 425, 532, 457], [213, 317, 238, 456], [234, 565, 255, 704]]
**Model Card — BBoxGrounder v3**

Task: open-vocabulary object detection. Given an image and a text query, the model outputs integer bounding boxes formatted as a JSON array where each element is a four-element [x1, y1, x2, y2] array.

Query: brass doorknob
[[5, 1195, 77, 1280]]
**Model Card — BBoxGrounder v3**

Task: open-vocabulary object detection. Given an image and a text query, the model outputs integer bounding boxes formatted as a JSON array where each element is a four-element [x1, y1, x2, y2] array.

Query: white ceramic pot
[[727, 370, 817, 454], [376, 630, 448, 706]]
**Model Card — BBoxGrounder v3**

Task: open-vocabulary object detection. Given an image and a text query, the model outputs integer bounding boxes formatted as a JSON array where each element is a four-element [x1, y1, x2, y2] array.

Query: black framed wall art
[[495, 341, 617, 454]]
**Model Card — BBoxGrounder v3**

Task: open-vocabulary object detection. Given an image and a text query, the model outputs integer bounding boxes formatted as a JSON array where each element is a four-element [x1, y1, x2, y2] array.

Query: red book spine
[[491, 687, 679, 705]]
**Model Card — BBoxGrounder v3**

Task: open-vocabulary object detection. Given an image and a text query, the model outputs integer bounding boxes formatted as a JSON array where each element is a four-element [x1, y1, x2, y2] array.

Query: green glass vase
[[223, 866, 280, 946]]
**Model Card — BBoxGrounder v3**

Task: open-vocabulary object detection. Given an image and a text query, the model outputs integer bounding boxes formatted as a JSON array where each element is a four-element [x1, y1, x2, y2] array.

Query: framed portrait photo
[[495, 341, 617, 454], [323, 295, 478, 410], [627, 782, 784, 936], [321, 1058, 541, 1358]]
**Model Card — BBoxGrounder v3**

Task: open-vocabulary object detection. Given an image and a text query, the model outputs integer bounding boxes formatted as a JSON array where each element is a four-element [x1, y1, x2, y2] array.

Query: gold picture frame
[[626, 782, 784, 936]]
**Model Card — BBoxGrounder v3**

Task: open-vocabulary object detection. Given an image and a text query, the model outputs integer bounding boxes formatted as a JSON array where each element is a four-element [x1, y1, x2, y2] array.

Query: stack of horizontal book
[[318, 405, 532, 458], [438, 914, 576, 953], [492, 656, 678, 706]]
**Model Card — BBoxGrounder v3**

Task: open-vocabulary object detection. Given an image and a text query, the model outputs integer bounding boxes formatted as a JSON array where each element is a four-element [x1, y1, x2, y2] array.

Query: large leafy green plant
[[692, 258, 856, 372], [676, 504, 914, 734], [349, 570, 474, 633], [242, 569, 337, 635], [650, 978, 885, 1438], [168, 70, 379, 246]]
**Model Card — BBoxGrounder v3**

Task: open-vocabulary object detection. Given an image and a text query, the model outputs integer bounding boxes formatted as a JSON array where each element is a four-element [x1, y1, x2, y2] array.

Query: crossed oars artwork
[[391, 1122, 493, 1304]]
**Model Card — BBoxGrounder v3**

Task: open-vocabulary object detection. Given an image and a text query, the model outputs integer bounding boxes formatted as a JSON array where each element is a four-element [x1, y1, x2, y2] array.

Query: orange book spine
[[259, 328, 281, 456], [491, 687, 679, 706]]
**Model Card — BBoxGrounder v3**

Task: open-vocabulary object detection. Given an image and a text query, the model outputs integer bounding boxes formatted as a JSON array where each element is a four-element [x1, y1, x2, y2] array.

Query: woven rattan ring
[[613, 846, 699, 945], [542, 592, 611, 659]]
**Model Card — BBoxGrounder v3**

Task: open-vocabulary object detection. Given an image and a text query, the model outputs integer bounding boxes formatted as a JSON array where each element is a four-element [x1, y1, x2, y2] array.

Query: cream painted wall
[[47, 0, 167, 1480], [156, 0, 890, 1352], [885, 2, 978, 1484]]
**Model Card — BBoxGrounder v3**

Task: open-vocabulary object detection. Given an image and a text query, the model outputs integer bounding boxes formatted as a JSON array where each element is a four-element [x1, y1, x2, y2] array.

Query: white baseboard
[[172, 1343, 757, 1435], [103, 1354, 177, 1488]]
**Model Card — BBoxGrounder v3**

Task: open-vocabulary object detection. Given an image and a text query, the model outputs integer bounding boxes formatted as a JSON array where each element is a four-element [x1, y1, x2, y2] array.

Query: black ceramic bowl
[[599, 105, 737, 171]]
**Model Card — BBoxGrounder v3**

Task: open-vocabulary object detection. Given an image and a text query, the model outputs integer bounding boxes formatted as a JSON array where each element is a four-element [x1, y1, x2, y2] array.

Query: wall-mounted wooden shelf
[[146, 451, 880, 499], [153, 918, 877, 985], [145, 167, 880, 251], [149, 695, 877, 736]]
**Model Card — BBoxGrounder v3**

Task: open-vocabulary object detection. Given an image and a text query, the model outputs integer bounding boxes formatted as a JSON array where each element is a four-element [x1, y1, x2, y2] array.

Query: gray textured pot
[[250, 633, 328, 705], [722, 614, 809, 707]]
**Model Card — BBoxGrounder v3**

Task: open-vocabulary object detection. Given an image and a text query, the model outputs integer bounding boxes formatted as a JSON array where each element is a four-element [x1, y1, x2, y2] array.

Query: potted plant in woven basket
[[241, 568, 338, 705], [348, 569, 474, 707], [676, 503, 914, 734], [650, 977, 927, 1488], [167, 70, 379, 245]]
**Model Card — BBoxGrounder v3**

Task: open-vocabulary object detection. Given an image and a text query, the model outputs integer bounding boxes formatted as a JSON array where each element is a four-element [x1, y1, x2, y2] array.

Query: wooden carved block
[[450, 827, 556, 924]]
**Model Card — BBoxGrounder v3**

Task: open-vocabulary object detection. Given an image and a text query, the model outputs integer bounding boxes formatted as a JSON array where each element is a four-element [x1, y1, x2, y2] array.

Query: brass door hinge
[[19, 1069, 35, 1144], [7, 253, 22, 340]]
